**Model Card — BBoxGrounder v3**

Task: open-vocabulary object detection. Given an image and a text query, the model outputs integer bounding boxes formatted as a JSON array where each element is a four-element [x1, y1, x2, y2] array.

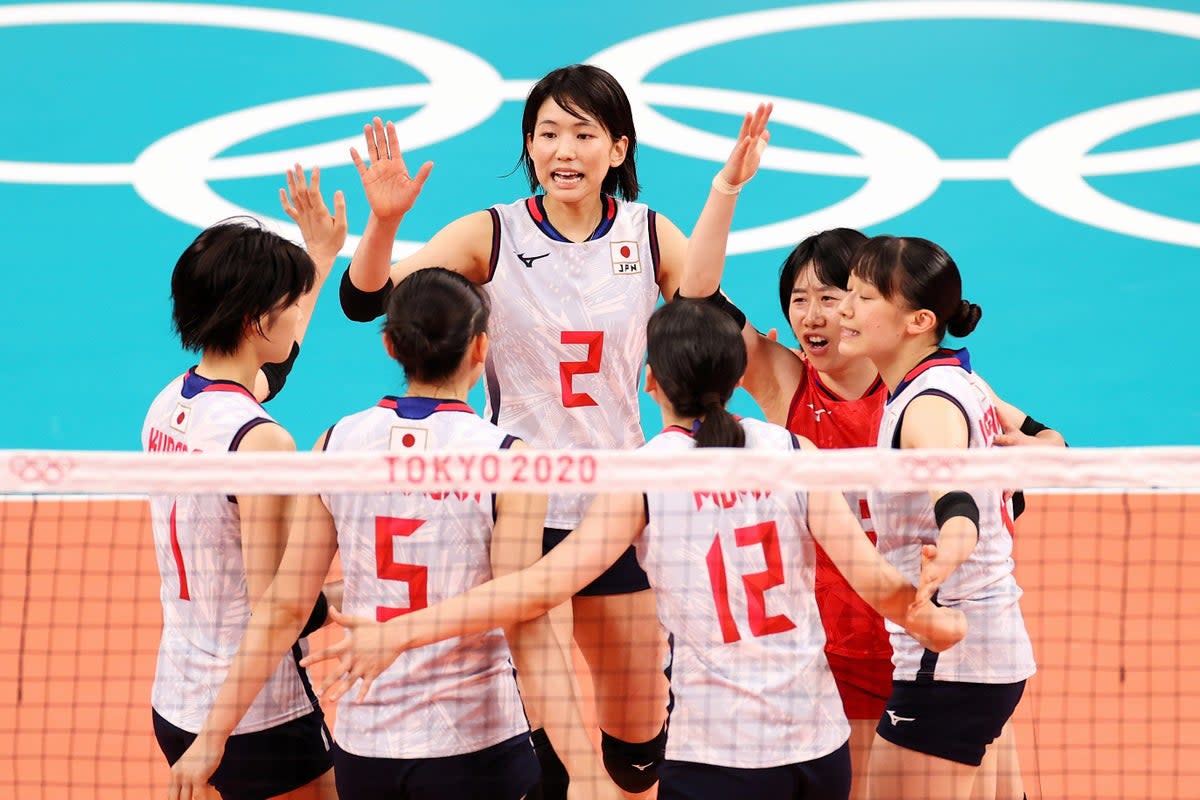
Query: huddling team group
[[146, 66, 1059, 800]]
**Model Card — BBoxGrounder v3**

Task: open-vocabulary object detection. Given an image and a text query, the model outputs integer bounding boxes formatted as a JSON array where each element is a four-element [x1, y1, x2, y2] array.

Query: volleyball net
[[1, 446, 1197, 798]]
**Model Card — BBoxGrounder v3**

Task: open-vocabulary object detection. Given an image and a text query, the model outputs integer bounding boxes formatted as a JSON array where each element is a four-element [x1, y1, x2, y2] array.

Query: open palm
[[351, 116, 434, 223]]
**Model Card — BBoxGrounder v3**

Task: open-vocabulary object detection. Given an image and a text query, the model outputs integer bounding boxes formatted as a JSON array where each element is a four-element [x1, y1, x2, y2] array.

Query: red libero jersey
[[785, 363, 891, 660]]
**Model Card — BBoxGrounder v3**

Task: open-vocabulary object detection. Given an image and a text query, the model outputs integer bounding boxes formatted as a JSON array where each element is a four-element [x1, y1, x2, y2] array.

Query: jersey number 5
[[706, 521, 797, 644], [375, 516, 428, 622], [560, 331, 604, 408]]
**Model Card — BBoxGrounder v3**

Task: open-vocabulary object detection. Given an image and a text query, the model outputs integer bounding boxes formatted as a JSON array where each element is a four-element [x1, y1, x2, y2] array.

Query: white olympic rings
[[1, 0, 1199, 254]]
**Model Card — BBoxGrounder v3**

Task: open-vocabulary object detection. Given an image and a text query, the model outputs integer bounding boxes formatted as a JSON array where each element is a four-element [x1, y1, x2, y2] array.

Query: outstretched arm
[[675, 103, 806, 423], [303, 492, 647, 702], [342, 118, 491, 321], [799, 437, 966, 652], [254, 164, 348, 402]]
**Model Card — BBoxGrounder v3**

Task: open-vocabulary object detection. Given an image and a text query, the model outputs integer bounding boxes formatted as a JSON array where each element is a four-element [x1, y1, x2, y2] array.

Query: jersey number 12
[[706, 521, 797, 643]]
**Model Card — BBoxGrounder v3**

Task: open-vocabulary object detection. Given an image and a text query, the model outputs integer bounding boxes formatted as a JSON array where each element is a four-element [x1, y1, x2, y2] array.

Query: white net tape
[[3, 446, 1199, 495]]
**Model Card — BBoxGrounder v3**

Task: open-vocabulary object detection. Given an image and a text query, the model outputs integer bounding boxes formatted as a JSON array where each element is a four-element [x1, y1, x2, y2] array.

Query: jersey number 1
[[706, 521, 797, 644], [375, 516, 428, 622], [560, 331, 603, 408]]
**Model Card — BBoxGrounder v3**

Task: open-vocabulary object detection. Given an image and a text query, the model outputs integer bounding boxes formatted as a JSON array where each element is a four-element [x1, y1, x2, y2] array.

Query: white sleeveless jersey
[[870, 350, 1037, 684], [321, 396, 529, 759], [142, 369, 317, 734], [639, 418, 848, 768], [483, 195, 661, 528]]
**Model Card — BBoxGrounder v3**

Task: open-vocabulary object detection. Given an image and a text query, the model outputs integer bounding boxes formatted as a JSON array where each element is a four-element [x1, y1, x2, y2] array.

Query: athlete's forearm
[[347, 213, 400, 292], [384, 565, 573, 656], [196, 600, 310, 742], [680, 184, 738, 298]]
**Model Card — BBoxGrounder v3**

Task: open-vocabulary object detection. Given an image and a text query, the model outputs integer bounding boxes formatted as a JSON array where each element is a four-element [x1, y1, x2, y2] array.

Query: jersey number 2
[[375, 516, 428, 622], [560, 331, 603, 408], [706, 521, 797, 644]]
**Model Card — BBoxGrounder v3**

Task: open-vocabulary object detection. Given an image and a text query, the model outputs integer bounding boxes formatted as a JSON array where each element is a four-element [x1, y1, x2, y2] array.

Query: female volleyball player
[[166, 267, 617, 800], [338, 63, 701, 794], [836, 236, 1037, 800], [681, 110, 1058, 800], [146, 167, 346, 800], [301, 298, 968, 800]]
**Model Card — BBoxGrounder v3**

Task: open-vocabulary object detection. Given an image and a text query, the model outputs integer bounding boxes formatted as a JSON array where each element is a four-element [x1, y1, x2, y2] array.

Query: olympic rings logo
[[9, 455, 76, 485], [2, 1, 1199, 255]]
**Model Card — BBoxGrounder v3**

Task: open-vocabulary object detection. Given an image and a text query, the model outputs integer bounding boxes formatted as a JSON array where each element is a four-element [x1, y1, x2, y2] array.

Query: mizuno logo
[[632, 762, 653, 771], [807, 403, 830, 421], [517, 251, 549, 269], [885, 710, 916, 725]]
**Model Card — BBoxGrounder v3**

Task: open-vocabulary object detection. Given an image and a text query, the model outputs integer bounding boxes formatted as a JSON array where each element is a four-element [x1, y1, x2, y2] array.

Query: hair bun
[[947, 299, 982, 338]]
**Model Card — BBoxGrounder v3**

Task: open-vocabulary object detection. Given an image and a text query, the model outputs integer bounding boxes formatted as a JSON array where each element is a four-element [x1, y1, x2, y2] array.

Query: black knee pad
[[600, 726, 667, 793], [527, 728, 569, 800]]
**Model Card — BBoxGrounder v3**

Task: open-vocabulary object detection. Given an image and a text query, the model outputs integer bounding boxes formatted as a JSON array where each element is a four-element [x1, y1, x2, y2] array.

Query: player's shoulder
[[741, 416, 796, 449]]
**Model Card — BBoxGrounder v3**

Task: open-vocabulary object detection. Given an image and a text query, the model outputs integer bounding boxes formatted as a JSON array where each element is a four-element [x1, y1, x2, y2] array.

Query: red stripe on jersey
[[169, 502, 190, 601]]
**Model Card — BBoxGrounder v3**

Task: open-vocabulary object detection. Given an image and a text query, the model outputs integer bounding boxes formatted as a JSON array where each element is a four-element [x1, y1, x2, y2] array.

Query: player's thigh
[[867, 735, 976, 800], [274, 766, 337, 800], [847, 718, 876, 800], [991, 722, 1024, 800], [571, 591, 667, 739]]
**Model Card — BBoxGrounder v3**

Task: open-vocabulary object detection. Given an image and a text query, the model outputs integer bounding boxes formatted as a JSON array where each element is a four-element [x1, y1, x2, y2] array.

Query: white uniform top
[[484, 195, 661, 529], [870, 350, 1037, 684], [321, 396, 529, 759], [142, 369, 316, 734], [638, 418, 849, 768]]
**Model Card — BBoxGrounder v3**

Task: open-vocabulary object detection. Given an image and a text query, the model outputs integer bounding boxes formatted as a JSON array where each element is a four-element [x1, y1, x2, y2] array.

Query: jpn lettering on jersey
[[610, 241, 642, 274], [390, 426, 430, 451]]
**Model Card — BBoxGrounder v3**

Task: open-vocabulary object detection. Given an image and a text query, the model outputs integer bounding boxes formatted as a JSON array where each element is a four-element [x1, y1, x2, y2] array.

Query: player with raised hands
[[148, 166, 346, 800]]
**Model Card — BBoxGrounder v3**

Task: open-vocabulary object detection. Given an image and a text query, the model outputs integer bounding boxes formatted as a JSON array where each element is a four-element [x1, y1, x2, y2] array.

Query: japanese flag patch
[[390, 426, 430, 452], [610, 241, 642, 275], [170, 403, 191, 433]]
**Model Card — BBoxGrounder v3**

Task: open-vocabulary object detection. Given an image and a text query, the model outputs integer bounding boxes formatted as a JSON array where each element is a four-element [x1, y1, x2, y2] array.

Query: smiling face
[[789, 264, 857, 374], [525, 97, 628, 202], [836, 273, 915, 363]]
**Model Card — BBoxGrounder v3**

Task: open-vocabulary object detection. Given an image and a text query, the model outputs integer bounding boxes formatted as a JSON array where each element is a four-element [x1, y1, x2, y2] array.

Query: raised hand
[[280, 164, 348, 273], [299, 606, 404, 703], [350, 117, 434, 224], [717, 102, 773, 189]]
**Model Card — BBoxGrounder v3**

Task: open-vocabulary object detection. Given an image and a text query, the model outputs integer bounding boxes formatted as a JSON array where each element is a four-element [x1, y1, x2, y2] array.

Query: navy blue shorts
[[656, 741, 850, 800], [544, 527, 651, 595], [153, 708, 332, 800], [876, 679, 1027, 766], [331, 731, 540, 800]]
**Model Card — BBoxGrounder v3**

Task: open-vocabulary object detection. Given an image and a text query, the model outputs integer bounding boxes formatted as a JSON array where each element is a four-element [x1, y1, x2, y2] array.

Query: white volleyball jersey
[[639, 418, 848, 768], [142, 369, 317, 734], [870, 350, 1037, 684], [483, 195, 661, 528], [321, 396, 528, 759]]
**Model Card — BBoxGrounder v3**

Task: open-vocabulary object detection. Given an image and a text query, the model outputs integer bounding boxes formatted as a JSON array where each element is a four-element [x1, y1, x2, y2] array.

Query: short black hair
[[518, 64, 639, 201], [171, 218, 315, 355], [777, 228, 867, 318], [383, 268, 490, 383]]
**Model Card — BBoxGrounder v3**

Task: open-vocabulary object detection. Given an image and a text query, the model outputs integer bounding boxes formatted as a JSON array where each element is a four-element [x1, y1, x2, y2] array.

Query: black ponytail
[[647, 300, 746, 448], [383, 268, 489, 383]]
